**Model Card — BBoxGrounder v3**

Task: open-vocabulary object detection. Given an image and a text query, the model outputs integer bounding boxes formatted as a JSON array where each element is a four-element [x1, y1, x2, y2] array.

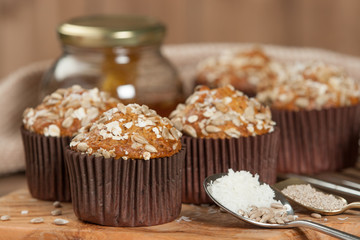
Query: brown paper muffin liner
[[181, 129, 279, 204], [20, 127, 71, 202], [271, 104, 360, 174], [65, 147, 185, 227]]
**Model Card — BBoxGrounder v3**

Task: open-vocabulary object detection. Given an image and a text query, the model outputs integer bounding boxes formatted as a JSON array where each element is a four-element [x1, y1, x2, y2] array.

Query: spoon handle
[[290, 220, 359, 240], [345, 202, 360, 211]]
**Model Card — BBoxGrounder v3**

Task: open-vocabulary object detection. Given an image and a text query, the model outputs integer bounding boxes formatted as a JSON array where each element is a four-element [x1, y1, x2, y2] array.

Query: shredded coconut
[[207, 169, 278, 213]]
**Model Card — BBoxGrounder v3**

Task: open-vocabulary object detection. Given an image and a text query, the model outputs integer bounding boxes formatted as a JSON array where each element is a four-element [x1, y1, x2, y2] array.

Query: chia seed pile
[[281, 184, 346, 211]]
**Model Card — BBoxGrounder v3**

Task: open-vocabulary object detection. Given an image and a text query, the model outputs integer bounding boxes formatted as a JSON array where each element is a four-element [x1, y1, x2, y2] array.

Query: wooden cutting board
[[0, 189, 359, 240]]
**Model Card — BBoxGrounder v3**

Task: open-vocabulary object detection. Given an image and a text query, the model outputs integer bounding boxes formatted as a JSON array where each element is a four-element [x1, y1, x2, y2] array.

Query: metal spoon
[[203, 173, 360, 240], [273, 178, 360, 216]]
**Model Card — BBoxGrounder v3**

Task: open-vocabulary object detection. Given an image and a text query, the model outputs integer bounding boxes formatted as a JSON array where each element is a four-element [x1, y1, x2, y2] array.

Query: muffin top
[[256, 62, 360, 111], [169, 85, 275, 139], [23, 85, 119, 137], [195, 47, 286, 95], [70, 103, 182, 160]]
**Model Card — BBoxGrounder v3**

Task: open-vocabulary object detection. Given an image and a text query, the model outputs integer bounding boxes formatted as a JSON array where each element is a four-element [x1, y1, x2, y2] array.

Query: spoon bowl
[[203, 172, 360, 240], [273, 178, 360, 216]]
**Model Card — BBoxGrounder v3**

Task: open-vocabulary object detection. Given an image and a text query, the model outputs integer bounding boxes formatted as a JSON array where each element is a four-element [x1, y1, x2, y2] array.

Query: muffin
[[195, 47, 285, 96], [65, 103, 185, 227], [21, 85, 118, 201], [170, 85, 279, 204], [257, 61, 360, 174]]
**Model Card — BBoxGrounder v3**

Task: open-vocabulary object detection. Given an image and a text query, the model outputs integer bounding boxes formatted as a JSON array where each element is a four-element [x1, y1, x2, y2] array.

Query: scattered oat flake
[[208, 208, 218, 214], [53, 201, 62, 208], [51, 209, 62, 216], [176, 216, 191, 222], [21, 210, 29, 215], [324, 218, 328, 221], [1, 215, 10, 221], [338, 217, 348, 221], [30, 217, 44, 224], [53, 218, 69, 225]]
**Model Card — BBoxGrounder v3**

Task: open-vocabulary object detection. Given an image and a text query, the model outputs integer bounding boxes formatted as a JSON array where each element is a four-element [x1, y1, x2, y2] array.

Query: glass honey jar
[[42, 15, 183, 117]]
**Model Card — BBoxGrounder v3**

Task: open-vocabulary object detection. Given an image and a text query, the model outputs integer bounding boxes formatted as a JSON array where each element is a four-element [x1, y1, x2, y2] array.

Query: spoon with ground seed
[[204, 173, 359, 240], [274, 178, 360, 216]]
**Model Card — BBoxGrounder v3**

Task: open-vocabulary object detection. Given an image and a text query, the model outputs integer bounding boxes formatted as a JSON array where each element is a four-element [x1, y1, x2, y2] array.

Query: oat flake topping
[[22, 85, 119, 137], [70, 103, 182, 160], [170, 85, 275, 138], [256, 61, 360, 111]]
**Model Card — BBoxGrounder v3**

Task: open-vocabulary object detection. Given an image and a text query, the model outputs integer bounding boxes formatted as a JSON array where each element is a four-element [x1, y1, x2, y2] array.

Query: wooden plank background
[[0, 0, 360, 79]]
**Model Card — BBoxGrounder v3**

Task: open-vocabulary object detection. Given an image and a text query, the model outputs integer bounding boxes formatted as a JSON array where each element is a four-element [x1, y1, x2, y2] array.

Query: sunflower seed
[[187, 115, 199, 123], [53, 201, 62, 208], [295, 97, 310, 108], [21, 210, 29, 215], [53, 218, 69, 225], [243, 106, 255, 121], [143, 152, 151, 160], [255, 113, 266, 120], [183, 125, 197, 138], [77, 142, 89, 152], [270, 203, 284, 209], [62, 117, 74, 128], [172, 118, 183, 131], [51, 209, 62, 216], [170, 127, 182, 139], [162, 127, 175, 140], [30, 217, 44, 224], [145, 144, 157, 153], [225, 128, 241, 138], [132, 135, 148, 145], [1, 215, 10, 221], [47, 124, 61, 137], [51, 92, 63, 100], [203, 110, 214, 118], [214, 102, 227, 112], [205, 125, 221, 133], [311, 213, 322, 219]]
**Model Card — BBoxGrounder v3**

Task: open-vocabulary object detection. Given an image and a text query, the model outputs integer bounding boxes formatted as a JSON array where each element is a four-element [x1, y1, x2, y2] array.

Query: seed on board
[[53, 218, 69, 225], [310, 213, 322, 219], [21, 210, 29, 215], [51, 209, 62, 216], [270, 203, 284, 209], [53, 201, 62, 208], [30, 217, 44, 224], [1, 215, 10, 221]]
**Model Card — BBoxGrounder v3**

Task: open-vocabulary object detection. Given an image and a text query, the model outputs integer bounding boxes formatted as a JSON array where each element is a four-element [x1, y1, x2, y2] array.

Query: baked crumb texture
[[170, 85, 275, 139], [23, 85, 119, 137], [195, 47, 285, 95], [257, 61, 360, 111], [70, 103, 182, 160]]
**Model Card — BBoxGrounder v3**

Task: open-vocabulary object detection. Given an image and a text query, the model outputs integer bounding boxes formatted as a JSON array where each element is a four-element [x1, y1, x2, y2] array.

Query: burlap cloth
[[1, 43, 360, 176]]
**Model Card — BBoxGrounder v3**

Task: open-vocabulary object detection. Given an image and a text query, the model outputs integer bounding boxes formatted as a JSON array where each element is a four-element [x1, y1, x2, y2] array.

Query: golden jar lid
[[57, 15, 166, 47]]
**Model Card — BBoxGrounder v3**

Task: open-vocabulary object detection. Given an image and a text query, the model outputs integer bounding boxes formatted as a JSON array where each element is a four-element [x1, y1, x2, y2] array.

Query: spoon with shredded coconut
[[204, 170, 359, 240], [274, 178, 360, 216]]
